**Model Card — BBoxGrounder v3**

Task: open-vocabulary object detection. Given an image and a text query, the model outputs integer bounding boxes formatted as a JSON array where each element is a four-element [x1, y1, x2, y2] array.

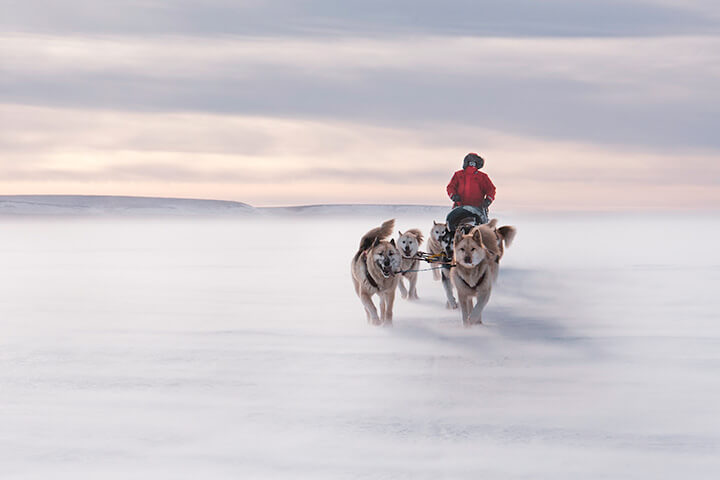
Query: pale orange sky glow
[[2, 3, 720, 210], [2, 103, 719, 210]]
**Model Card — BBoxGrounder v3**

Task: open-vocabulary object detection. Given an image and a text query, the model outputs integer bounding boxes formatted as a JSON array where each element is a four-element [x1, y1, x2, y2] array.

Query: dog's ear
[[433, 220, 437, 225], [371, 237, 379, 248], [487, 218, 498, 229], [390, 238, 396, 247], [398, 230, 403, 237], [497, 226, 517, 248], [453, 228, 464, 245], [472, 228, 483, 245]]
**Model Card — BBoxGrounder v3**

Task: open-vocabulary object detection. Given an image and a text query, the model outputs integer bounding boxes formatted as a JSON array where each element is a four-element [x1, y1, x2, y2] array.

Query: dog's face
[[431, 222, 448, 242], [371, 240, 401, 278], [454, 229, 486, 268], [441, 224, 472, 259], [397, 231, 420, 258]]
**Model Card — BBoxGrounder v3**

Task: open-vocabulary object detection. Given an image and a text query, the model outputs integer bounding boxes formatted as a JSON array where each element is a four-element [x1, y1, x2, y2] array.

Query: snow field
[[1, 212, 719, 479]]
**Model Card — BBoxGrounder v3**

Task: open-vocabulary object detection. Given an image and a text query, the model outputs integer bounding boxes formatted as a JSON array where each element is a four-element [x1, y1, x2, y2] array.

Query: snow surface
[[2, 209, 720, 479]]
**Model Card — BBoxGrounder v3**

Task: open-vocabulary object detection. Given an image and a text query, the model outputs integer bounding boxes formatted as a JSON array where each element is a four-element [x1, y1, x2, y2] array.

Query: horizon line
[[1, 194, 719, 214]]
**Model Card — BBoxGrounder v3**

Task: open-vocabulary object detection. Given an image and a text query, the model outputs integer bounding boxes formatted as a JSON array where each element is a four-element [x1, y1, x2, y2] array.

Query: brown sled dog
[[351, 219, 401, 325], [452, 219, 517, 326], [397, 229, 424, 300]]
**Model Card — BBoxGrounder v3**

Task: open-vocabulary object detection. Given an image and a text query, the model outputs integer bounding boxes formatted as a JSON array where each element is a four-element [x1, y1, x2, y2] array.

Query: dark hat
[[463, 152, 485, 169]]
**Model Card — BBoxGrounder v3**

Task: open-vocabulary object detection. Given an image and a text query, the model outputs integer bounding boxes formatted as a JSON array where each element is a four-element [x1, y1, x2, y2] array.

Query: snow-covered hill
[[261, 204, 449, 217], [0, 195, 452, 218], [0, 195, 256, 216]]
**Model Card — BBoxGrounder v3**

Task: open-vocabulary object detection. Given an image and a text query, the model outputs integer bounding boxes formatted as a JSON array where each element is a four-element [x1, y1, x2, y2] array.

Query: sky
[[1, 0, 720, 209]]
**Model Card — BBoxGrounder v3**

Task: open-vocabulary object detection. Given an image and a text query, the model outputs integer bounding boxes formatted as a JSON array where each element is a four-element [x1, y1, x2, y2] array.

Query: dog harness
[[456, 266, 488, 290], [400, 256, 419, 276], [361, 252, 380, 289]]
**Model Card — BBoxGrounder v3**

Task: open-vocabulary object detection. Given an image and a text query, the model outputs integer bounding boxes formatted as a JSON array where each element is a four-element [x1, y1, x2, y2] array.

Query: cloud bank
[[1, 0, 719, 208]]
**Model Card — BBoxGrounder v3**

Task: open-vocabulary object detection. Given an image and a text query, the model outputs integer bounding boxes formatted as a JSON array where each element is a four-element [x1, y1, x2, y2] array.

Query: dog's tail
[[404, 228, 424, 246], [497, 225, 517, 248], [357, 219, 395, 256]]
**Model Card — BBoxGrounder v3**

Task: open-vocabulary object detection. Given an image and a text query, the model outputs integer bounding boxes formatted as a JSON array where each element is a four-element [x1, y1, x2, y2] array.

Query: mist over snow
[[1, 207, 719, 479]]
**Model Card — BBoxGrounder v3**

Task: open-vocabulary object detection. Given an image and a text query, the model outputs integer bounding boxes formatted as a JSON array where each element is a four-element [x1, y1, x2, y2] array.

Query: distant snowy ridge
[[0, 196, 450, 217], [0, 195, 255, 216], [260, 204, 449, 216]]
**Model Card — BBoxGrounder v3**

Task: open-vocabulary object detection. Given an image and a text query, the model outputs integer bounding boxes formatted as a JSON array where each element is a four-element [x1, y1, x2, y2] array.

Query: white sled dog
[[427, 221, 448, 281], [351, 219, 401, 325], [452, 219, 517, 326], [397, 229, 424, 300]]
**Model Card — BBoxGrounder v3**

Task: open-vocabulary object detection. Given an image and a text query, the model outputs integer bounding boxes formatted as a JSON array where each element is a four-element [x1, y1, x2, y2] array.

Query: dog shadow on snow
[[391, 267, 600, 356]]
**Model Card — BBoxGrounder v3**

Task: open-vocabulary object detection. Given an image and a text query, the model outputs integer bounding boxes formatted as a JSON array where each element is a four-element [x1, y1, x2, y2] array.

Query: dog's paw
[[446, 301, 458, 310], [400, 292, 408, 299]]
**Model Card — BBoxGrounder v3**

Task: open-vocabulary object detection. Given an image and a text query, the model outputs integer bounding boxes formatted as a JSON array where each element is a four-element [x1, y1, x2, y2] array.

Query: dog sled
[[445, 205, 488, 231], [415, 205, 489, 268]]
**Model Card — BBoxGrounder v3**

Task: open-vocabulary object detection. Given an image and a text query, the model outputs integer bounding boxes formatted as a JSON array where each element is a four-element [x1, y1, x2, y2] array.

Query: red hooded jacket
[[446, 166, 496, 207]]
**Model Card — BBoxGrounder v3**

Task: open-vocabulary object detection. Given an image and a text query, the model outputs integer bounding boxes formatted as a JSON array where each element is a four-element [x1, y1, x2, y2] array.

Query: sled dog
[[397, 229, 423, 300], [452, 220, 516, 326], [351, 219, 401, 325], [437, 222, 476, 310], [438, 226, 459, 309], [428, 221, 448, 281]]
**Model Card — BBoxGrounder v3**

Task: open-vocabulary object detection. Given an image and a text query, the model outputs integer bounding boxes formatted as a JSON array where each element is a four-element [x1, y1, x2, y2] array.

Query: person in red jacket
[[444, 153, 496, 229], [446, 153, 496, 209]]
